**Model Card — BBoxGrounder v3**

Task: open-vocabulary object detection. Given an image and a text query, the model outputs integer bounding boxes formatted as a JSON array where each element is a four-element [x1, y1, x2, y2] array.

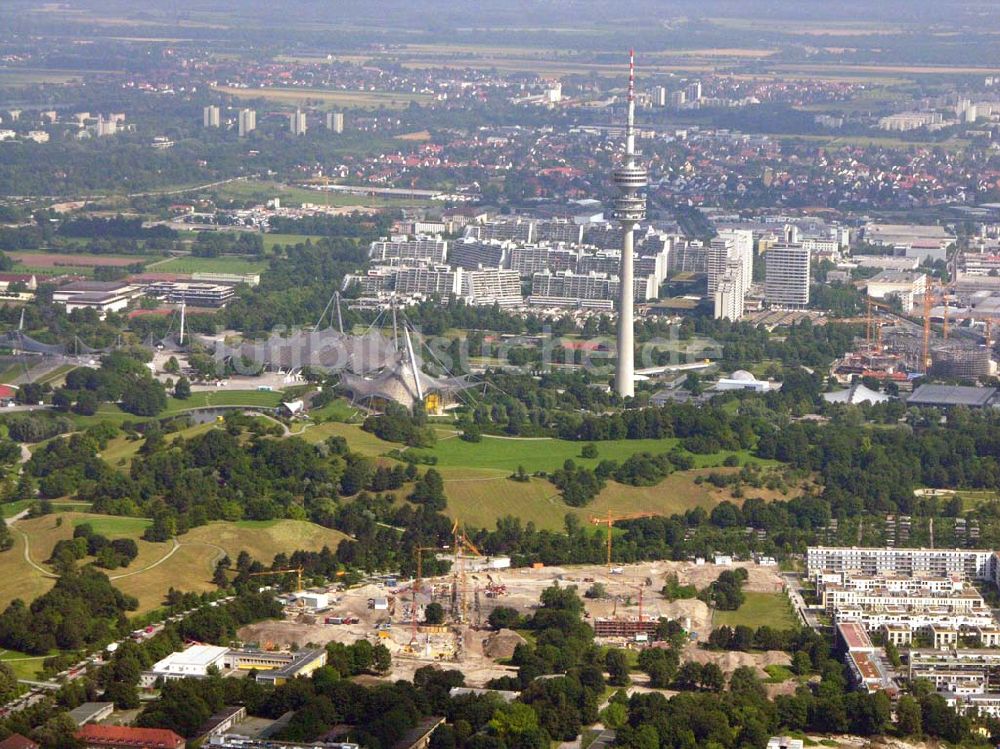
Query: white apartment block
[[238, 109, 256, 137], [509, 246, 579, 276], [203, 105, 221, 128], [910, 649, 1000, 694], [394, 265, 460, 296], [460, 268, 522, 307], [715, 229, 754, 296], [714, 272, 745, 321], [807, 547, 996, 582], [449, 239, 509, 270], [369, 237, 448, 264], [765, 243, 810, 308]]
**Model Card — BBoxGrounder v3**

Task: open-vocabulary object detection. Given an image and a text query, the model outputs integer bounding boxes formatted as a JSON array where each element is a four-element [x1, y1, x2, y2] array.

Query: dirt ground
[[236, 560, 786, 687]]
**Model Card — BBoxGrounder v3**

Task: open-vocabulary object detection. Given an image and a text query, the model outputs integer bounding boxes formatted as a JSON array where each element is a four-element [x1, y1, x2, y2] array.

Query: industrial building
[[140, 644, 229, 687], [906, 384, 998, 409], [865, 270, 927, 312]]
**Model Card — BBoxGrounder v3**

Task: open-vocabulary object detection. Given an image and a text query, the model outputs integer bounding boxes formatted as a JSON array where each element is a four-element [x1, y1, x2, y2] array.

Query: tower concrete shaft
[[613, 50, 647, 399]]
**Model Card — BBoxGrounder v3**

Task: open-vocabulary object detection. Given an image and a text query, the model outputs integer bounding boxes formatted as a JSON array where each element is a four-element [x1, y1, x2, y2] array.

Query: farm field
[[713, 592, 799, 630], [208, 178, 433, 209], [212, 85, 432, 109], [153, 256, 269, 276], [0, 512, 348, 613], [8, 252, 150, 276]]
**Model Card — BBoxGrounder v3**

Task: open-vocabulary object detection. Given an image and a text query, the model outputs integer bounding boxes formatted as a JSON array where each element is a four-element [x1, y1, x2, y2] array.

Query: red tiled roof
[[76, 724, 184, 749], [0, 734, 39, 749]]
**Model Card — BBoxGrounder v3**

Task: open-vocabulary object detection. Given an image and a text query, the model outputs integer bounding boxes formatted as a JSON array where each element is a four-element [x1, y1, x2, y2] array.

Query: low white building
[[140, 644, 229, 687]]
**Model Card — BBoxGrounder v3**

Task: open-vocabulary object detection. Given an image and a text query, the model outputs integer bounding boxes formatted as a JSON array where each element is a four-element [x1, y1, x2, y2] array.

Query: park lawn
[[300, 421, 387, 455], [307, 397, 358, 423], [162, 389, 284, 414], [0, 522, 55, 608], [1, 500, 33, 518], [713, 592, 799, 630], [410, 431, 766, 474], [154, 256, 269, 276], [0, 649, 58, 681], [100, 422, 217, 469], [34, 364, 76, 387], [438, 466, 726, 531], [0, 511, 350, 613], [263, 233, 312, 251]]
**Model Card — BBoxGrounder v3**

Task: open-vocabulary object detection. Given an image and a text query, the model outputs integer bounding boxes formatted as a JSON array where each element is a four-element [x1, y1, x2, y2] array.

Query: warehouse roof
[[907, 384, 997, 408]]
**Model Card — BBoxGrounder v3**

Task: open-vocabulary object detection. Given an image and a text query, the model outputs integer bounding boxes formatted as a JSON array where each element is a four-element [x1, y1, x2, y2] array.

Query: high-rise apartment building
[[686, 81, 702, 101], [238, 109, 256, 137], [369, 237, 448, 264], [654, 86, 667, 107], [326, 112, 344, 133], [290, 109, 307, 136], [203, 105, 221, 128], [765, 243, 810, 308]]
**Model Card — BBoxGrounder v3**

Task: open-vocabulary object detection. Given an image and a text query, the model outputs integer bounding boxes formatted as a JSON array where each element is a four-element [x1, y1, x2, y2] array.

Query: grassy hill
[[0, 512, 348, 613]]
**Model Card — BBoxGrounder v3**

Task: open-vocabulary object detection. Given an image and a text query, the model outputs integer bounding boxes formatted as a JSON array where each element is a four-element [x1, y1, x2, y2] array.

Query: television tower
[[613, 50, 647, 398]]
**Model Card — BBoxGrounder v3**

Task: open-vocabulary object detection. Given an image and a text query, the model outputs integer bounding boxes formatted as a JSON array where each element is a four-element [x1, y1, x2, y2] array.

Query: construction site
[[831, 281, 998, 385], [236, 550, 789, 687]]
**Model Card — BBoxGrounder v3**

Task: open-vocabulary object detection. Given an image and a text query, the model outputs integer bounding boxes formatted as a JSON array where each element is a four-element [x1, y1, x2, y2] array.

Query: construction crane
[[588, 511, 656, 567], [451, 520, 482, 624], [247, 566, 305, 592], [411, 545, 447, 642], [865, 297, 897, 353]]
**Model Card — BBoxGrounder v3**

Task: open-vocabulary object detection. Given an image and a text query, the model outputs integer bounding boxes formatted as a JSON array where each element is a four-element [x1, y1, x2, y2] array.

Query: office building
[[369, 237, 448, 264], [238, 108, 256, 137], [326, 112, 344, 133], [290, 109, 307, 136], [144, 281, 236, 308], [225, 648, 327, 685], [764, 243, 810, 308], [203, 105, 221, 128]]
